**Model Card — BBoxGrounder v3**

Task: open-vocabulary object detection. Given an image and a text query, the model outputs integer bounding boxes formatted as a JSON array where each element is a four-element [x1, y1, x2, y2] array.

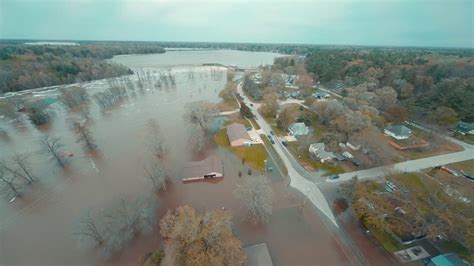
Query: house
[[308, 143, 335, 163], [288, 122, 309, 136], [181, 155, 223, 182], [384, 124, 412, 140], [430, 253, 467, 266], [244, 243, 273, 266], [226, 122, 252, 147], [454, 121, 474, 135]]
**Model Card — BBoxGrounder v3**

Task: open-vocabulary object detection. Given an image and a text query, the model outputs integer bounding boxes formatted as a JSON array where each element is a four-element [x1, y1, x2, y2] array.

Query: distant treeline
[[0, 41, 165, 93], [303, 48, 474, 122]]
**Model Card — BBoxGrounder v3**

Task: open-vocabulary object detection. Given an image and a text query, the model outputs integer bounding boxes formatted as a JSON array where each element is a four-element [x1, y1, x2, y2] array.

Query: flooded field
[[0, 50, 388, 265]]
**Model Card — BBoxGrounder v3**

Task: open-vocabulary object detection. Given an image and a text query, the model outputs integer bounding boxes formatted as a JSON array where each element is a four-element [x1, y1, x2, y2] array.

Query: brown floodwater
[[0, 50, 391, 265]]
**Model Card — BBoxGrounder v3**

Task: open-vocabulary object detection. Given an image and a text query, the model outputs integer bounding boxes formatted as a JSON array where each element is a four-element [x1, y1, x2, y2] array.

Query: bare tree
[[144, 161, 169, 191], [75, 196, 157, 257], [184, 101, 218, 133], [59, 86, 89, 109], [39, 135, 66, 167], [188, 124, 205, 152], [0, 168, 22, 199], [75, 209, 106, 247], [234, 175, 273, 224], [73, 121, 96, 150], [145, 119, 167, 158], [1, 153, 36, 184]]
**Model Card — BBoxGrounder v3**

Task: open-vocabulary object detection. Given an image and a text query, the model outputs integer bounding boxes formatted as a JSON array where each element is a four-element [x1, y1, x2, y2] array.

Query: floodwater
[[0, 50, 388, 265]]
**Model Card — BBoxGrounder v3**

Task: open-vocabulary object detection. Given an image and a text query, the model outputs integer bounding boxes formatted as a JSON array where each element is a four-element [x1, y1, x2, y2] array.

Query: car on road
[[267, 135, 275, 144], [250, 103, 253, 107], [328, 174, 340, 180], [270, 131, 275, 135]]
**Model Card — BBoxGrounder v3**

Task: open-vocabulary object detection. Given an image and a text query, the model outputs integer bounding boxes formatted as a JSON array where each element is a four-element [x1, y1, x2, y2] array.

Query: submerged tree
[[184, 101, 218, 133], [75, 196, 157, 257], [59, 86, 89, 109], [188, 124, 205, 152], [159, 206, 246, 265], [1, 153, 36, 184], [25, 100, 50, 125], [73, 121, 96, 150], [0, 168, 23, 199], [39, 135, 66, 167], [145, 119, 167, 158], [144, 160, 169, 192], [234, 175, 273, 224]]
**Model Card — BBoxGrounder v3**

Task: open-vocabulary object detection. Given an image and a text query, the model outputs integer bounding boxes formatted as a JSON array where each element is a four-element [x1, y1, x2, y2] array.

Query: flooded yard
[[1, 50, 381, 265]]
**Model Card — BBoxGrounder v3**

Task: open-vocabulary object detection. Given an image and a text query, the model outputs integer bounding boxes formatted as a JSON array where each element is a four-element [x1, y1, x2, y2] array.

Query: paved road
[[330, 124, 474, 183], [237, 84, 339, 227]]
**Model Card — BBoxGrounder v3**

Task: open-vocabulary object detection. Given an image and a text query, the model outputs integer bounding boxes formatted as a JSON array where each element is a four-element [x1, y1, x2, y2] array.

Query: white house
[[288, 122, 309, 136], [309, 143, 335, 163], [384, 124, 412, 140]]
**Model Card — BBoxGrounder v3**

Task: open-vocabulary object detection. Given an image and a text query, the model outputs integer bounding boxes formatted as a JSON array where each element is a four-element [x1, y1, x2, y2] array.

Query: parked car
[[270, 131, 275, 135], [282, 140, 288, 147], [250, 103, 254, 107], [328, 174, 340, 180]]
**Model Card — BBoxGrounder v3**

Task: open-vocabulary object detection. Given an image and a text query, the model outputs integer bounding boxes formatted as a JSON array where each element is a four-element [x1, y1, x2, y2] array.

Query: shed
[[181, 155, 223, 181]]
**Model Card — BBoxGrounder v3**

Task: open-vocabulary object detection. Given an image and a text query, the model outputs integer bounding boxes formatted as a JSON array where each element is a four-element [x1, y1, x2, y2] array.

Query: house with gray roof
[[288, 122, 309, 136], [454, 121, 474, 135], [384, 124, 412, 140], [309, 143, 335, 163]]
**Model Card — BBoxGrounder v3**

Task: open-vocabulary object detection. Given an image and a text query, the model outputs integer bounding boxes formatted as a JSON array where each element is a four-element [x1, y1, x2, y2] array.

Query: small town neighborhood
[[204, 57, 474, 265], [1, 42, 473, 266]]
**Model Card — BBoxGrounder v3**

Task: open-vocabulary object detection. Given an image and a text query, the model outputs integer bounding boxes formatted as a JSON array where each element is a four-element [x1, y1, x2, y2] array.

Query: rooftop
[[181, 155, 223, 178], [384, 124, 412, 137], [226, 122, 251, 142]]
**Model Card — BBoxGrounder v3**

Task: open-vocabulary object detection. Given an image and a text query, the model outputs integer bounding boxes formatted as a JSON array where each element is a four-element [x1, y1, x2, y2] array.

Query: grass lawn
[[224, 113, 252, 128], [448, 159, 474, 173], [438, 240, 471, 260], [287, 142, 343, 174], [454, 133, 474, 144], [392, 127, 463, 160], [214, 128, 267, 170], [368, 227, 409, 252], [261, 134, 288, 176], [218, 97, 239, 112]]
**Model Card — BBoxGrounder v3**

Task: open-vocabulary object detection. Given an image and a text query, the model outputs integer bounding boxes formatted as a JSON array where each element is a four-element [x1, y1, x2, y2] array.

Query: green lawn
[[261, 134, 288, 176], [287, 142, 343, 174], [218, 98, 239, 111], [214, 128, 267, 170]]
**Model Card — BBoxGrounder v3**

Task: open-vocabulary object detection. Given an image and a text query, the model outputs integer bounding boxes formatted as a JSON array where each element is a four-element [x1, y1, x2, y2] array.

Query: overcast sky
[[1, 0, 472, 48]]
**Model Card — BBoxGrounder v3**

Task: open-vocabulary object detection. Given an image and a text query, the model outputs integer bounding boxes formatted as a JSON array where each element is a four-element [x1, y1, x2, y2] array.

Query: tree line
[[304, 48, 474, 122], [0, 42, 165, 93]]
